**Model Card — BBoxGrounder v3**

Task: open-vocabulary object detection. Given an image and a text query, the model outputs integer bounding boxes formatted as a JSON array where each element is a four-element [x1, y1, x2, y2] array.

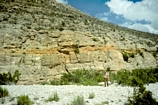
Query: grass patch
[[69, 96, 86, 105], [88, 93, 95, 99], [0, 86, 9, 98], [46, 92, 59, 102], [17, 95, 32, 105], [96, 101, 109, 105]]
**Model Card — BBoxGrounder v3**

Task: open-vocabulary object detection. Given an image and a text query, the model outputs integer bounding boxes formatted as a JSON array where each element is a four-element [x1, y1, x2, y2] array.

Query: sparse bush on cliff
[[0, 86, 9, 98], [0, 70, 21, 85], [122, 52, 135, 62], [74, 44, 80, 54]]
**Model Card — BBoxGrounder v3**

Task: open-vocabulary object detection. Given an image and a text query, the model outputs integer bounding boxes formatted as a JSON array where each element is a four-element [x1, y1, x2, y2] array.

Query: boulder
[[104, 50, 124, 71]]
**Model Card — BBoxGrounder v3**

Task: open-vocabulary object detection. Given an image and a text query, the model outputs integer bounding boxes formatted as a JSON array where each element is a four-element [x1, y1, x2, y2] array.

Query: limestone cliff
[[0, 0, 158, 84]]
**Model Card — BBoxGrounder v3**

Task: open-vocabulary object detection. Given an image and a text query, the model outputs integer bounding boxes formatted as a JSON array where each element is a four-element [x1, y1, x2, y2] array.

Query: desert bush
[[74, 44, 80, 54], [46, 92, 59, 102], [69, 96, 86, 105], [96, 101, 109, 105], [50, 80, 60, 85], [122, 52, 135, 62], [40, 81, 49, 85], [122, 52, 129, 62], [110, 68, 158, 86], [128, 86, 157, 105], [17, 95, 32, 105], [92, 38, 98, 42], [88, 93, 95, 99], [0, 70, 21, 85], [60, 69, 104, 86], [0, 86, 9, 98], [110, 69, 131, 85]]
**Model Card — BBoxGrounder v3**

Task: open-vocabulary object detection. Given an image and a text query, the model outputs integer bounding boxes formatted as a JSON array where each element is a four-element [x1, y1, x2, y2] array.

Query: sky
[[56, 0, 158, 34]]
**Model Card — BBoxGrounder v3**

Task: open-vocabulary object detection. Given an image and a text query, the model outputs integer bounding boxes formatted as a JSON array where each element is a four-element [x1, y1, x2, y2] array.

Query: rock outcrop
[[0, 0, 158, 84]]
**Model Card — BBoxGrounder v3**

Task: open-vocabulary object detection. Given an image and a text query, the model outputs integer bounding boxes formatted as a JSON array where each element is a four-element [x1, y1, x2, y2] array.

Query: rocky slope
[[0, 0, 158, 84]]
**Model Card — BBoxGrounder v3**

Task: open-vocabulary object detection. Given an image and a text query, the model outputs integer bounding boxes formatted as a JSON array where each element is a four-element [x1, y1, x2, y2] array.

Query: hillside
[[0, 0, 158, 84]]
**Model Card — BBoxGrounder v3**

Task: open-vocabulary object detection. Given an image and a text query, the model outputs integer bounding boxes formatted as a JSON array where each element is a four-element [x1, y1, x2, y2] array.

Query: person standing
[[104, 68, 110, 87]]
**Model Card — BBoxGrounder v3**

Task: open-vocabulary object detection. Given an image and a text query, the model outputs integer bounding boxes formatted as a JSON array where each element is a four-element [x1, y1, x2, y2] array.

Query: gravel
[[1, 83, 158, 105]]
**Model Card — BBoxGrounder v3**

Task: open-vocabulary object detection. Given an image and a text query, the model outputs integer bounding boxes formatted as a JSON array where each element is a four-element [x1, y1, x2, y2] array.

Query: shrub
[[74, 44, 79, 54], [96, 101, 109, 105], [122, 52, 129, 62], [122, 52, 135, 62], [60, 69, 104, 86], [0, 86, 9, 98], [88, 93, 95, 99], [46, 92, 59, 102], [0, 70, 21, 85], [110, 68, 158, 86], [128, 86, 157, 105], [40, 81, 49, 85], [110, 69, 131, 86], [50, 80, 60, 85], [17, 95, 32, 105], [69, 96, 86, 105], [58, 27, 64, 31], [92, 38, 98, 42]]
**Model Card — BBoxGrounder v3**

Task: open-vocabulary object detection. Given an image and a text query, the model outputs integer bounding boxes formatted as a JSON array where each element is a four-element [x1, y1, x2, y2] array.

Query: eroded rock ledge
[[0, 30, 157, 84]]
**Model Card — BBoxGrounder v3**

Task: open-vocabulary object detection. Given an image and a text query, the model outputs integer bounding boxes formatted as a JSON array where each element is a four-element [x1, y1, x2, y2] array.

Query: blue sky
[[56, 0, 158, 34]]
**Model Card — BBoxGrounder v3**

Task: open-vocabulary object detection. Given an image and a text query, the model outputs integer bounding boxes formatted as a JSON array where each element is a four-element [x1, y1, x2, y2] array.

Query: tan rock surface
[[0, 0, 157, 84]]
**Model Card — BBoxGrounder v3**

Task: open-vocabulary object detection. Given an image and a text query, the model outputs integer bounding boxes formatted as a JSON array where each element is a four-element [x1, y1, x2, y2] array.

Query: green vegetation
[[50, 80, 61, 85], [46, 92, 59, 102], [47, 67, 158, 87], [17, 95, 32, 105], [0, 70, 21, 85], [96, 101, 109, 105], [74, 44, 80, 54], [122, 52, 135, 62], [92, 38, 98, 42], [110, 68, 158, 86], [128, 86, 157, 105], [0, 86, 9, 98], [88, 93, 95, 99], [110, 68, 158, 104], [48, 69, 104, 86], [69, 96, 86, 105], [60, 69, 104, 86]]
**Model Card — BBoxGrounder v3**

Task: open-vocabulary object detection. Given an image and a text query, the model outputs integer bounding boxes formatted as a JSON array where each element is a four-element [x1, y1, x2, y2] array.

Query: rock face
[[0, 0, 158, 84]]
